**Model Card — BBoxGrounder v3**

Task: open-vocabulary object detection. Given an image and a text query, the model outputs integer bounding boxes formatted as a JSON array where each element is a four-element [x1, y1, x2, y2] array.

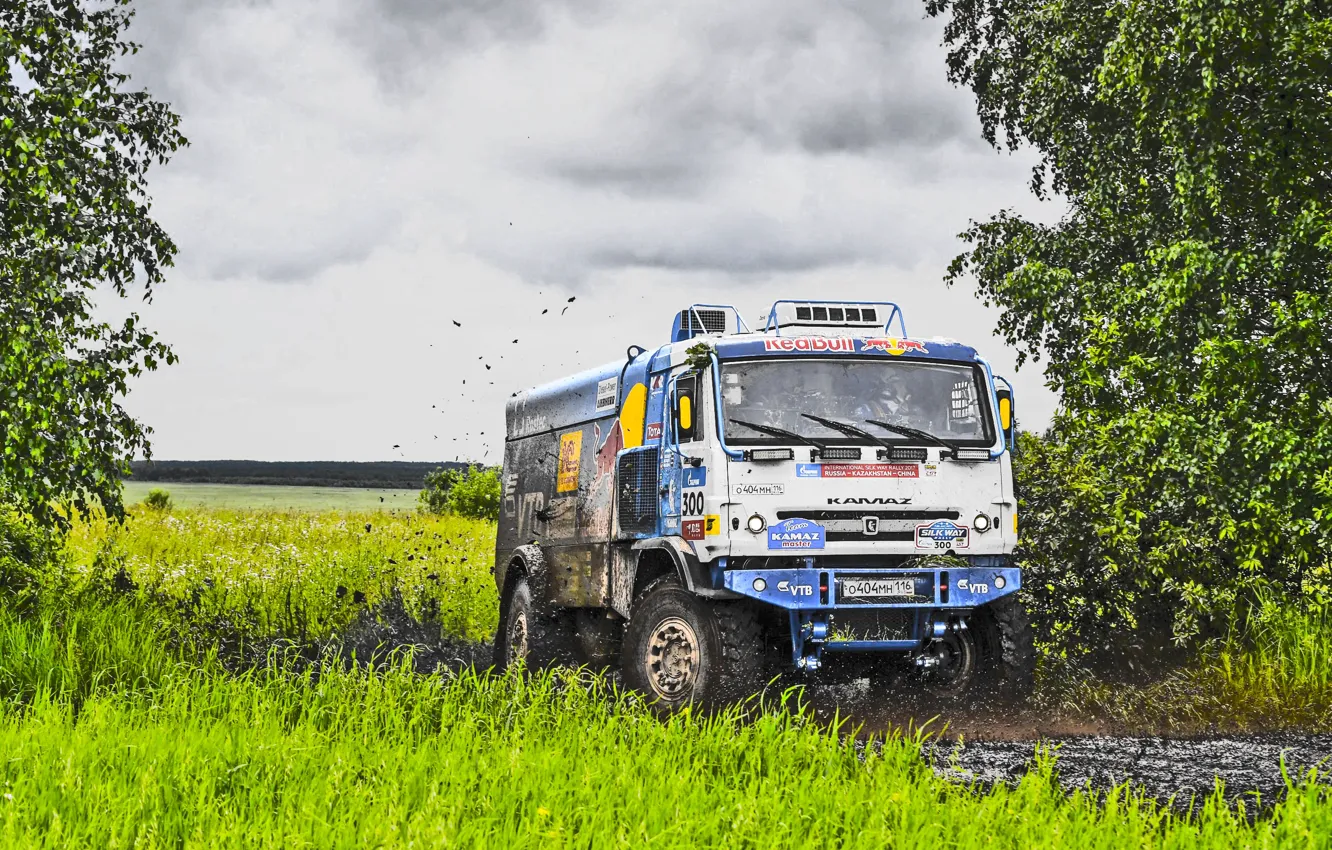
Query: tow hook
[[913, 618, 962, 669]]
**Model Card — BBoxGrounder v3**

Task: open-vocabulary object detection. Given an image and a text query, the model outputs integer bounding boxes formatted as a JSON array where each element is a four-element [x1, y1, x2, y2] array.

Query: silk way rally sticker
[[768, 518, 826, 550], [915, 520, 970, 550]]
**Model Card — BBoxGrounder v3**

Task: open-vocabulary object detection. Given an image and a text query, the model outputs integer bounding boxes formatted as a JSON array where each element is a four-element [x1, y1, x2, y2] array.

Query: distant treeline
[[126, 461, 473, 490]]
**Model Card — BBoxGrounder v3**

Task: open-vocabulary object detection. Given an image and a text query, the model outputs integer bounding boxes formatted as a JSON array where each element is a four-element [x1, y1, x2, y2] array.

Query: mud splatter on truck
[[493, 301, 1033, 709]]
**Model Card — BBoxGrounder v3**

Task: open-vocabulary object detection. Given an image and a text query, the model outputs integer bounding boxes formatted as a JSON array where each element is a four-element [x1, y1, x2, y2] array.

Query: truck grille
[[776, 509, 959, 543], [617, 447, 658, 533]]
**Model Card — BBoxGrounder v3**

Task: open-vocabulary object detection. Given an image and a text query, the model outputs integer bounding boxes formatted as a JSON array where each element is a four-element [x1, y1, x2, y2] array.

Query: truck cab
[[493, 301, 1033, 709]]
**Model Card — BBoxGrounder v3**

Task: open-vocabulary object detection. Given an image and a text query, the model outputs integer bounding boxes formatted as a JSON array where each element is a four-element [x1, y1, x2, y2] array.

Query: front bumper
[[721, 564, 1020, 610]]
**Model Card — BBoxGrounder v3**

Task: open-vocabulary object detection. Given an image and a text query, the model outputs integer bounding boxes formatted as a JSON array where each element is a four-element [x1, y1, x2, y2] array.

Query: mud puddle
[[799, 680, 1332, 809], [925, 734, 1332, 810]]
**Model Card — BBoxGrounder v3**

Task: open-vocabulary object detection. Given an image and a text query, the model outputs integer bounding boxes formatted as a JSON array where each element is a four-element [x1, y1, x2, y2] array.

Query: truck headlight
[[747, 514, 767, 534], [973, 513, 992, 532]]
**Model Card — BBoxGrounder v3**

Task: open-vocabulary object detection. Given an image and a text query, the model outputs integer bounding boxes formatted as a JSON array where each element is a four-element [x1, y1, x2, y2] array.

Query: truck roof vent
[[764, 300, 907, 338], [681, 309, 727, 335], [671, 304, 749, 342]]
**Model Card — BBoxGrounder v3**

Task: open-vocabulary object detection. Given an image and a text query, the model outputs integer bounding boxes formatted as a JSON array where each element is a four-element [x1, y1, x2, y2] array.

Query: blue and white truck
[[493, 301, 1033, 708]]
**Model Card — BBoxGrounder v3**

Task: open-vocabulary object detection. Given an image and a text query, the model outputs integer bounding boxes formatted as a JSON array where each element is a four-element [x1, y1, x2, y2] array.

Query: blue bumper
[[721, 565, 1021, 610]]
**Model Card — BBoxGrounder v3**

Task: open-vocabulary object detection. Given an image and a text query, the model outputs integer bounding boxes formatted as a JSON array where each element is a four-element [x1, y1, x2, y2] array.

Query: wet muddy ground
[[925, 734, 1332, 810], [800, 682, 1332, 809]]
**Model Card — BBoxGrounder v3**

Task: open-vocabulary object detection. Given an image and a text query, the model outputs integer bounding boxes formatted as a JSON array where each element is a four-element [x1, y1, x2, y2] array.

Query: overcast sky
[[115, 0, 1060, 464]]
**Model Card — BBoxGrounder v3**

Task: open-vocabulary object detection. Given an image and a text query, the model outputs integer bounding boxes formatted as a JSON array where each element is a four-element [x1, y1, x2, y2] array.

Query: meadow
[[121, 481, 422, 512], [1, 502, 1331, 846]]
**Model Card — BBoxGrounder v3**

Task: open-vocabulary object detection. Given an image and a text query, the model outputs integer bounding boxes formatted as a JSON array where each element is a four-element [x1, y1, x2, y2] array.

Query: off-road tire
[[975, 596, 1036, 699], [492, 571, 577, 673], [919, 625, 978, 698], [620, 575, 765, 711]]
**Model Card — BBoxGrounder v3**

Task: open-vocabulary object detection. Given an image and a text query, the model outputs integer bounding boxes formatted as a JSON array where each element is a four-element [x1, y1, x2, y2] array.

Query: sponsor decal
[[828, 496, 911, 505], [556, 432, 583, 493], [796, 464, 822, 478], [820, 463, 919, 479], [682, 519, 706, 541], [704, 514, 721, 536], [860, 337, 929, 356], [763, 337, 857, 353], [775, 580, 814, 597], [735, 483, 785, 496], [683, 466, 707, 488], [915, 520, 971, 550], [650, 374, 664, 390], [664, 516, 679, 531], [595, 377, 619, 412], [957, 578, 989, 594], [924, 462, 939, 478], [767, 517, 826, 550], [646, 422, 663, 441]]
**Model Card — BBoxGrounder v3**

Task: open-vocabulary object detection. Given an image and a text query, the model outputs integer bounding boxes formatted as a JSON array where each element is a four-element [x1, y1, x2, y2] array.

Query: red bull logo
[[860, 337, 928, 356]]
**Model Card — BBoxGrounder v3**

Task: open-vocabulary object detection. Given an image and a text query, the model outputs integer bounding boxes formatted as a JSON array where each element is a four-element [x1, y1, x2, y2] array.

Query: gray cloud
[[107, 0, 1062, 463]]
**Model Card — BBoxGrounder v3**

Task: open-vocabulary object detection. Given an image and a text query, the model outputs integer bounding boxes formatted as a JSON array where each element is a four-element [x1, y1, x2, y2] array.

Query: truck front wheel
[[620, 576, 764, 711]]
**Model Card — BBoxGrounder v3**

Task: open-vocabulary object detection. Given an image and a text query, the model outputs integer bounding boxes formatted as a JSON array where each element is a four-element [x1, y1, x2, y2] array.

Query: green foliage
[[419, 465, 501, 522], [0, 508, 61, 606], [418, 466, 463, 515], [928, 1, 1332, 639], [1, 0, 187, 527], [446, 465, 501, 522], [685, 340, 715, 372], [141, 487, 171, 512]]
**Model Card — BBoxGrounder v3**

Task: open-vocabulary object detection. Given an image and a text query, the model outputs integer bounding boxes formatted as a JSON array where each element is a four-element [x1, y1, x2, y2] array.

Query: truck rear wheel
[[493, 572, 576, 673], [620, 576, 764, 711]]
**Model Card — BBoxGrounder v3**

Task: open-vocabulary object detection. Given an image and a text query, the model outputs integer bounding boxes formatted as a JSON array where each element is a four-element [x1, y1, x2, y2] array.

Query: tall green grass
[[1046, 595, 1332, 732], [60, 507, 498, 643], [0, 602, 1328, 848]]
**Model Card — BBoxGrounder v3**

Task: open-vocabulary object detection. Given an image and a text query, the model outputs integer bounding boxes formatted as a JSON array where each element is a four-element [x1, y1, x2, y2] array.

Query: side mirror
[[674, 374, 698, 443], [995, 386, 1014, 449]]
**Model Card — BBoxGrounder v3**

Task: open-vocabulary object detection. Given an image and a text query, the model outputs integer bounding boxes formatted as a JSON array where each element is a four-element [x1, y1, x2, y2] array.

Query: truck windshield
[[720, 358, 995, 445]]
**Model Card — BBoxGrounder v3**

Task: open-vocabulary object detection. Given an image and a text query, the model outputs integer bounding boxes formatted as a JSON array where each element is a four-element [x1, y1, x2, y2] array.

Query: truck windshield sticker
[[595, 377, 619, 412], [767, 518, 826, 550], [734, 483, 784, 496], [683, 466, 707, 488], [557, 431, 583, 492], [797, 463, 919, 479], [915, 520, 970, 550], [763, 337, 856, 353], [861, 337, 928, 355]]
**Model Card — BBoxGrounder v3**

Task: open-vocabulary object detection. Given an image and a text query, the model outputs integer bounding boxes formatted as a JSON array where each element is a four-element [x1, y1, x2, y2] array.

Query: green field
[[1, 505, 1330, 846], [121, 481, 422, 511]]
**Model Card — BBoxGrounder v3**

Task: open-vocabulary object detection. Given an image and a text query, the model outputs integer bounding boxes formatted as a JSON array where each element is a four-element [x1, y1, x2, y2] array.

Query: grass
[[61, 506, 498, 644], [3, 505, 1332, 845], [120, 481, 422, 511], [0, 601, 1329, 848]]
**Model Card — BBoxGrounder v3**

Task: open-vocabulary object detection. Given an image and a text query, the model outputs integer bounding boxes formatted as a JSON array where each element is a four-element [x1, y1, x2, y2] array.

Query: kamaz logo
[[827, 497, 912, 505]]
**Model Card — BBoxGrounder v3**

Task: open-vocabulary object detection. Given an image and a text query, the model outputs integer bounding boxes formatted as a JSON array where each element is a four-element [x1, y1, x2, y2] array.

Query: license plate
[[841, 578, 915, 598]]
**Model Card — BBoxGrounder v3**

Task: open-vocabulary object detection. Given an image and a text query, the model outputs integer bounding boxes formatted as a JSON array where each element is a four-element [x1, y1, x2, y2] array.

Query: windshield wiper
[[730, 418, 826, 451], [799, 413, 894, 451], [865, 419, 958, 456]]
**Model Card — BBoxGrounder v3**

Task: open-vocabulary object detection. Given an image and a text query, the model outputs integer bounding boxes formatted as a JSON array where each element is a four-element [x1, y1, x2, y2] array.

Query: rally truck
[[492, 301, 1034, 709]]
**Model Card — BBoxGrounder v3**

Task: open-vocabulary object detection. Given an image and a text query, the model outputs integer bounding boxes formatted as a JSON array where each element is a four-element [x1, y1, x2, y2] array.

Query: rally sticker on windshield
[[915, 520, 970, 550], [796, 463, 919, 479], [768, 518, 826, 550]]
